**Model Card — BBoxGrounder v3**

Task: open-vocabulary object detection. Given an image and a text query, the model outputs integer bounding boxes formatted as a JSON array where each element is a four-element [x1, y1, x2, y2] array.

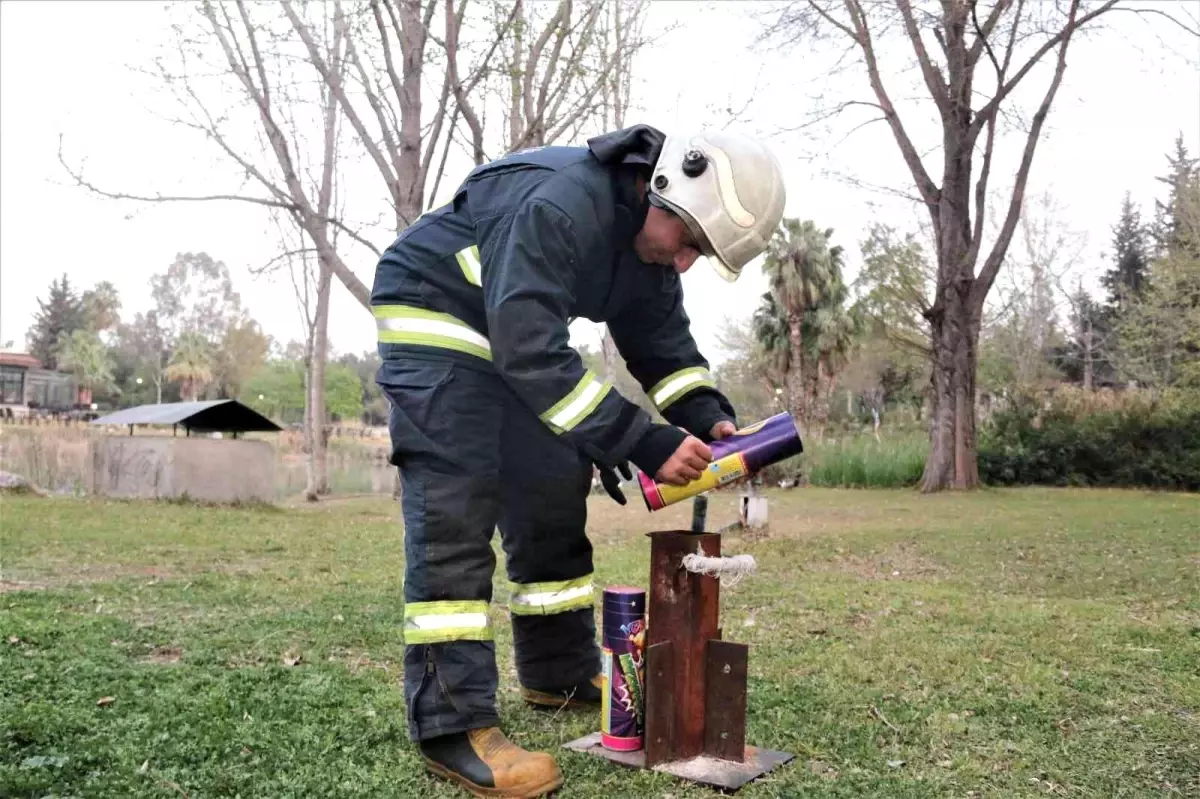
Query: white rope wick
[[681, 553, 757, 587]]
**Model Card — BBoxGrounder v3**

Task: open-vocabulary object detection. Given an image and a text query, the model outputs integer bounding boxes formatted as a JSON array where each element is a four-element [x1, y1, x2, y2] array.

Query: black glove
[[596, 461, 633, 506]]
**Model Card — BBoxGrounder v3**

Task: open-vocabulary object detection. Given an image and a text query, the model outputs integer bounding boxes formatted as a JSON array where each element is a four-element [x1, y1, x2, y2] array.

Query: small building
[[88, 399, 282, 503], [0, 351, 85, 417]]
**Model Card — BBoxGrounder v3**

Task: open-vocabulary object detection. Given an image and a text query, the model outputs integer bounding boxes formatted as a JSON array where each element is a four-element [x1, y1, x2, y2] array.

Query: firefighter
[[372, 124, 785, 797]]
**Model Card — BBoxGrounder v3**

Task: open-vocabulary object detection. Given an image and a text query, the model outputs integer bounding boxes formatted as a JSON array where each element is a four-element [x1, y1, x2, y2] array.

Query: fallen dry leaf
[[97, 696, 116, 707]]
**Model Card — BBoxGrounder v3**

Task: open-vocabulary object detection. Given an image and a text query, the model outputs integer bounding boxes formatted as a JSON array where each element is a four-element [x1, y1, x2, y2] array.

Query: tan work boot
[[419, 727, 563, 798], [520, 674, 603, 711]]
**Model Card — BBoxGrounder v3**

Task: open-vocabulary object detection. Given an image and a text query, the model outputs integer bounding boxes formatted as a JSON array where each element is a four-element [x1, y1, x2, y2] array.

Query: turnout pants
[[380, 357, 600, 741]]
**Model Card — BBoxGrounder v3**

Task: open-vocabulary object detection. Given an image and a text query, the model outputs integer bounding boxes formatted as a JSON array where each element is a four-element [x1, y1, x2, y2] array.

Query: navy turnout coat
[[370, 125, 736, 479]]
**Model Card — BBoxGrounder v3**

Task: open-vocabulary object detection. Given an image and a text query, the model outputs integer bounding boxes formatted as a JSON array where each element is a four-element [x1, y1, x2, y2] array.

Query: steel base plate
[[563, 732, 794, 792]]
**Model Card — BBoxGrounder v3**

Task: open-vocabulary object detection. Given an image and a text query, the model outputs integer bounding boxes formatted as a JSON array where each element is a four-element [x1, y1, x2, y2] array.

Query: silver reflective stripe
[[377, 316, 491, 353], [403, 599, 492, 644], [374, 305, 492, 361], [511, 584, 592, 610], [650, 366, 716, 410], [509, 575, 595, 615], [541, 370, 611, 433], [408, 612, 489, 631], [456, 246, 482, 287]]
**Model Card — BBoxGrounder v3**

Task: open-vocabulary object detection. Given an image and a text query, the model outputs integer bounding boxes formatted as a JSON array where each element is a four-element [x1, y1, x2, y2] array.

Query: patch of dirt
[[0, 579, 49, 593], [6, 564, 177, 591], [139, 645, 183, 665], [3, 558, 278, 593], [326, 647, 399, 675], [815, 541, 943, 581]]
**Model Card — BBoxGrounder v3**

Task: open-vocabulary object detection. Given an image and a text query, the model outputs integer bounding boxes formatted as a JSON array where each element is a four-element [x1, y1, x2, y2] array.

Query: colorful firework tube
[[600, 586, 646, 752], [638, 411, 804, 511]]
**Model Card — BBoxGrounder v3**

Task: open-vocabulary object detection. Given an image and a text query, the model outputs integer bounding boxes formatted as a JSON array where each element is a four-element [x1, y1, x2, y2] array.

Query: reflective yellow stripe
[[374, 305, 491, 361], [509, 575, 594, 616], [455, 245, 482, 287], [403, 600, 492, 644], [540, 370, 611, 433], [649, 366, 716, 411]]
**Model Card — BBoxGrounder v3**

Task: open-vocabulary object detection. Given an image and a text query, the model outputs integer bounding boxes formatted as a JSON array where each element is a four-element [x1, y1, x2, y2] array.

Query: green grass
[[804, 433, 928, 488], [3, 488, 1198, 797]]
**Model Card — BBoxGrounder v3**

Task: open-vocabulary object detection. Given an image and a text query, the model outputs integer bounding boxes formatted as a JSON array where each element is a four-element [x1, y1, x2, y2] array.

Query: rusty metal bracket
[[564, 529, 794, 791]]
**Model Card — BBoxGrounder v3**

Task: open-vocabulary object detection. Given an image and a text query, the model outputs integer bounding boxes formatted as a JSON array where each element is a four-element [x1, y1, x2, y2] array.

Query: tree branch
[[445, 0, 486, 163], [536, 2, 605, 147], [972, 0, 1081, 311], [966, 0, 1014, 66], [966, 0, 1020, 269], [805, 0, 857, 40], [1112, 6, 1200, 37], [896, 0, 949, 114], [57, 141, 297, 211], [282, 0, 401, 212], [840, 0, 941, 211], [328, 218, 382, 258], [203, 0, 370, 309], [969, 0, 1118, 141], [336, 0, 405, 192], [523, 0, 568, 142]]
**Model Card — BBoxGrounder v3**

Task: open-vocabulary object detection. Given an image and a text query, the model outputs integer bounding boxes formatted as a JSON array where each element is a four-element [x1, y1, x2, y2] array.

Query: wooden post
[[563, 527, 794, 790], [644, 530, 721, 766]]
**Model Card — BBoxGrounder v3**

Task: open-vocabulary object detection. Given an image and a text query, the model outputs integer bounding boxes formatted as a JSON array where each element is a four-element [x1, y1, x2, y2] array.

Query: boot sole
[[422, 756, 564, 798], [520, 689, 600, 711]]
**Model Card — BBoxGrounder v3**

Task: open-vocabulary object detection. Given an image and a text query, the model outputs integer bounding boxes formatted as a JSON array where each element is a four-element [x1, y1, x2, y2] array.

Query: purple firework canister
[[600, 586, 646, 751], [638, 412, 805, 511]]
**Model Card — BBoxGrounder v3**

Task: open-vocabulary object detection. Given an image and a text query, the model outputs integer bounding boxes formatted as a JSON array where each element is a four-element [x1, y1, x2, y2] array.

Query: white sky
[[2, 0, 1197, 366]]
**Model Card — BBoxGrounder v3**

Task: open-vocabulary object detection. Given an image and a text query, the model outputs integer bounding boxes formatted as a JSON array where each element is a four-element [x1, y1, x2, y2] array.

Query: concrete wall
[[89, 436, 276, 503]]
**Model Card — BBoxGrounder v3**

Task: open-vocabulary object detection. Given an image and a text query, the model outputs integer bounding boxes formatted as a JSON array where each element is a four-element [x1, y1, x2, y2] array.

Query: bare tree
[[466, 0, 654, 157], [768, 0, 1164, 491], [59, 0, 379, 311], [283, 0, 495, 228]]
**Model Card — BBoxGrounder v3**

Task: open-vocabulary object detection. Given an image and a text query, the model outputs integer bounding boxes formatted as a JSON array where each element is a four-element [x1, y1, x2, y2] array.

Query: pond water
[[275, 458, 398, 499]]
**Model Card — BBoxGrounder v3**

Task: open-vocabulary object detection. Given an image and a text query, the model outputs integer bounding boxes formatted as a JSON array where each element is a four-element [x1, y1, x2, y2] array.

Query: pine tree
[[1053, 282, 1115, 389], [1101, 192, 1148, 311], [26, 274, 85, 370], [1151, 133, 1200, 259]]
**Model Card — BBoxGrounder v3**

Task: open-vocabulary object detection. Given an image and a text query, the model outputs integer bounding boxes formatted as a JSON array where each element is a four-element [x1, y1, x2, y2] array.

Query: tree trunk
[[920, 294, 980, 492], [785, 312, 806, 431], [1083, 316, 1094, 390], [305, 265, 333, 501], [806, 357, 831, 438], [818, 358, 836, 431]]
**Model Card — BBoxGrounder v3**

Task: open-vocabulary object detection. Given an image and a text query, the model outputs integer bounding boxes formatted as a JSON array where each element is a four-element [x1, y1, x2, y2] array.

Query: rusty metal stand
[[564, 507, 793, 791]]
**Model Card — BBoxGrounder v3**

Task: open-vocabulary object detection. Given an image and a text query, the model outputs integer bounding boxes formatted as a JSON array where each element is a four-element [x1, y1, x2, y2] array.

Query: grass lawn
[[2, 487, 1197, 798]]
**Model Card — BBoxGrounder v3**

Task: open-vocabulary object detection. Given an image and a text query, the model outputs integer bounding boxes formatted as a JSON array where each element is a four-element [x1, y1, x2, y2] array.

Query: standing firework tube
[[638, 412, 804, 511], [600, 586, 646, 751]]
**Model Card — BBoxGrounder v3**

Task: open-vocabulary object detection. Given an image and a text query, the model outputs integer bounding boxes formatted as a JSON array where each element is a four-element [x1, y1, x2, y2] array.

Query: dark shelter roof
[[90, 400, 282, 434]]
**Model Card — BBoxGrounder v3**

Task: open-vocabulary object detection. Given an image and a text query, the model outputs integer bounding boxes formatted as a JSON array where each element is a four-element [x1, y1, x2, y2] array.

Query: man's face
[[634, 205, 704, 275]]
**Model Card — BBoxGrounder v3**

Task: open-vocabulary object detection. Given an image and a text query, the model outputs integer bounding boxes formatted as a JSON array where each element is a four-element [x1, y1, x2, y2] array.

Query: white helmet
[[648, 130, 786, 282]]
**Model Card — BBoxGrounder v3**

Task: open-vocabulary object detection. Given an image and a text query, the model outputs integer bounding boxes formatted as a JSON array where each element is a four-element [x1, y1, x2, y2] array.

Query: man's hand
[[655, 435, 713, 486], [710, 420, 737, 440]]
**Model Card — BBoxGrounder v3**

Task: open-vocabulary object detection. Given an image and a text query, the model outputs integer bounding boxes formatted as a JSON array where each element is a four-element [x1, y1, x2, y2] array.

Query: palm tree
[[56, 329, 116, 404], [759, 219, 848, 431], [166, 332, 214, 402], [751, 291, 789, 394], [809, 298, 861, 432]]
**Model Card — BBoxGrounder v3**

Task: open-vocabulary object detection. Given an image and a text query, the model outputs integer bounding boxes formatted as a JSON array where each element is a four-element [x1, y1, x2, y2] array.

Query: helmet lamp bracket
[[681, 149, 708, 178]]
